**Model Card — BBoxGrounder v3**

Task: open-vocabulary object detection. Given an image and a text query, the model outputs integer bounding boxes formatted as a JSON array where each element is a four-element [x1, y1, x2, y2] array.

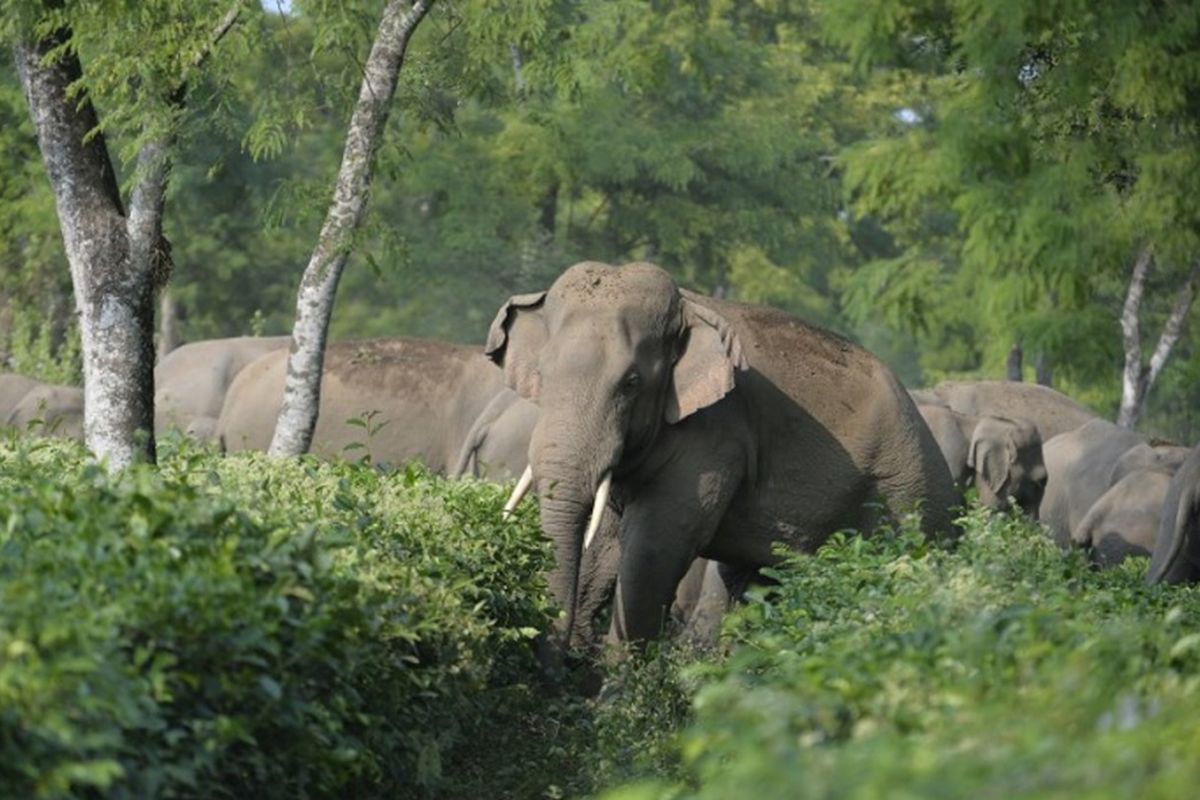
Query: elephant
[[1110, 442, 1191, 485], [218, 338, 528, 478], [1, 373, 40, 420], [1072, 467, 1176, 568], [155, 336, 291, 441], [488, 261, 959, 644], [916, 404, 1046, 515], [451, 388, 540, 480], [667, 557, 759, 648], [915, 380, 1096, 441], [5, 382, 84, 441], [1147, 445, 1200, 585], [1038, 418, 1145, 547]]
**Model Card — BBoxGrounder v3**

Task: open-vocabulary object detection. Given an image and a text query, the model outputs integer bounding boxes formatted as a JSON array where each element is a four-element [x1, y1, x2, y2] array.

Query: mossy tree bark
[[269, 0, 434, 457]]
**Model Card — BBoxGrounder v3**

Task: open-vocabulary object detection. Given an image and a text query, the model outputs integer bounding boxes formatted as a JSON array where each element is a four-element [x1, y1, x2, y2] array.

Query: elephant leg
[[609, 444, 744, 643], [681, 561, 758, 648]]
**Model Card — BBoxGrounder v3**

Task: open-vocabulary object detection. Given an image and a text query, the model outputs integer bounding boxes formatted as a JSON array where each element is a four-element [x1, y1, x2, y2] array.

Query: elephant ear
[[665, 296, 748, 424], [967, 424, 1015, 497], [485, 291, 548, 401]]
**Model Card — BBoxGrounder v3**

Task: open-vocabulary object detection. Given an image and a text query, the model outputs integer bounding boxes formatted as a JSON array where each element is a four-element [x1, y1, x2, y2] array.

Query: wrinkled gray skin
[[1147, 445, 1200, 585], [1072, 467, 1176, 568], [1039, 418, 1146, 547], [916, 404, 1046, 516], [486, 261, 958, 644], [915, 381, 1096, 442], [1110, 443, 1191, 485], [451, 388, 538, 480], [669, 557, 756, 647], [1, 373, 40, 420], [218, 338, 527, 476], [155, 336, 291, 441], [6, 383, 84, 441]]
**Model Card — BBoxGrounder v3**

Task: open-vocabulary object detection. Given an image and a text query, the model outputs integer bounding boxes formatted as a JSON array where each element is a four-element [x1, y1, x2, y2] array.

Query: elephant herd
[[0, 373, 84, 440], [913, 382, 1200, 584], [4, 261, 1199, 650]]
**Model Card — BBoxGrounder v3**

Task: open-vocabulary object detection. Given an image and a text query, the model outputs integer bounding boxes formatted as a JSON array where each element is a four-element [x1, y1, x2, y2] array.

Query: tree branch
[[193, 2, 245, 73], [1147, 259, 1200, 387], [131, 0, 246, 284]]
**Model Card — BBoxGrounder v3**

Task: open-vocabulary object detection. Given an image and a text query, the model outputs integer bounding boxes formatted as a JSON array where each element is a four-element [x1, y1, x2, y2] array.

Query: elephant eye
[[621, 370, 641, 391]]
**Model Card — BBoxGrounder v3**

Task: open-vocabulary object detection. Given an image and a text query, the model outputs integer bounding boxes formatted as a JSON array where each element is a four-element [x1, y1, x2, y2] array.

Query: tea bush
[[7, 434, 1200, 799], [601, 510, 1200, 799], [0, 435, 554, 799]]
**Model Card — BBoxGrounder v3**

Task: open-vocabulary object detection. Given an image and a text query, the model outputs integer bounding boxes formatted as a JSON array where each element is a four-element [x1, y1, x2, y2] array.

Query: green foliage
[[597, 508, 1200, 798], [0, 436, 554, 798], [0, 302, 82, 384], [826, 0, 1200, 433], [6, 442, 1200, 798], [0, 57, 74, 372]]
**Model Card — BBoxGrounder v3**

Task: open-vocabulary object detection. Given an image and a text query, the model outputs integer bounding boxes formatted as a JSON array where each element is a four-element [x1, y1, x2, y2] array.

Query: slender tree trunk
[[158, 289, 182, 362], [1117, 247, 1152, 429], [509, 43, 526, 95], [269, 0, 434, 456], [1035, 351, 1053, 387], [1117, 249, 1200, 429], [1005, 342, 1023, 381]]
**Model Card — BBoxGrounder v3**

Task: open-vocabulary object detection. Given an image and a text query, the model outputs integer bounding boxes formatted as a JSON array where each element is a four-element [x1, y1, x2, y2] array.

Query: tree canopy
[[3, 0, 1198, 439]]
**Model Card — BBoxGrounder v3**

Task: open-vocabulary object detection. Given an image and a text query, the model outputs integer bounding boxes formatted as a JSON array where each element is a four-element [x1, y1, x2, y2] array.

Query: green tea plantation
[[2, 436, 1199, 799]]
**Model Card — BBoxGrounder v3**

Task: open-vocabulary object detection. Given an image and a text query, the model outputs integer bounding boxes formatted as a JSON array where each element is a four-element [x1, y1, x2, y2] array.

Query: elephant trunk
[[528, 410, 624, 644], [536, 472, 593, 638]]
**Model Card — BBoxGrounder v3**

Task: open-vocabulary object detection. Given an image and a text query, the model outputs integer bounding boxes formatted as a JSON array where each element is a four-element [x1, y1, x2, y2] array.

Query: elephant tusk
[[583, 472, 612, 550], [502, 465, 534, 520]]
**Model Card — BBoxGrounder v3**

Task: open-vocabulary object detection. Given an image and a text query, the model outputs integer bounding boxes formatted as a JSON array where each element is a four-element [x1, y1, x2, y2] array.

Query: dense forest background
[[2, 0, 1198, 440]]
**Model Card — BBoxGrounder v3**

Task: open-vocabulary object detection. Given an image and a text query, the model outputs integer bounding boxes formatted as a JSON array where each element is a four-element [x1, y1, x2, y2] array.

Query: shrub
[[600, 509, 1200, 799], [0, 436, 553, 799]]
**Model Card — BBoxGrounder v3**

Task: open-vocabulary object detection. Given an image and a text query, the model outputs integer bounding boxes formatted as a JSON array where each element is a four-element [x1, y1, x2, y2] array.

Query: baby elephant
[[1072, 467, 1174, 568], [917, 403, 1046, 516]]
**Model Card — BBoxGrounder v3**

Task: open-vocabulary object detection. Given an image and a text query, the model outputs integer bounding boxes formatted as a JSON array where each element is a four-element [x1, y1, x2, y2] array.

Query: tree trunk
[[157, 289, 182, 362], [16, 33, 157, 468], [16, 4, 243, 468], [1005, 342, 1023, 381], [269, 0, 434, 456], [1117, 249, 1200, 429], [1035, 351, 1053, 387]]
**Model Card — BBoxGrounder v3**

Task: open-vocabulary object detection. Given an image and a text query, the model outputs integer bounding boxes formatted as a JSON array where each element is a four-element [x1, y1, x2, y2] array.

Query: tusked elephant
[[5, 382, 84, 441], [1039, 418, 1145, 547], [1072, 466, 1177, 568], [1, 373, 40, 420], [916, 403, 1046, 516], [218, 338, 527, 478], [1147, 445, 1200, 585], [155, 336, 291, 441], [488, 261, 959, 643], [914, 380, 1096, 441]]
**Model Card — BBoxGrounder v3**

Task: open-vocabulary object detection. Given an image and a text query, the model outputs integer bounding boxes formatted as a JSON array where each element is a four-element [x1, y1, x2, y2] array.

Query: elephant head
[[486, 262, 746, 635], [967, 415, 1046, 516]]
